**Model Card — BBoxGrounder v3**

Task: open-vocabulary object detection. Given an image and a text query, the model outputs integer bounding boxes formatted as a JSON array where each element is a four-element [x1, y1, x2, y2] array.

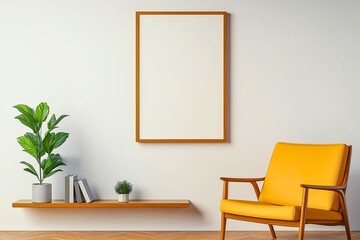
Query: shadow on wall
[[19, 203, 204, 230], [347, 169, 360, 230], [50, 155, 82, 199]]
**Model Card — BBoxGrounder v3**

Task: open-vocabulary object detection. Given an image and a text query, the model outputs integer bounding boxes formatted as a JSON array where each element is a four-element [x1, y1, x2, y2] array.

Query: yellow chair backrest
[[259, 142, 349, 211]]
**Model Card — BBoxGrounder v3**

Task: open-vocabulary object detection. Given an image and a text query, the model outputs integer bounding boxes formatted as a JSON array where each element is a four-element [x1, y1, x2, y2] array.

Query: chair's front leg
[[268, 225, 276, 239], [220, 181, 229, 240], [299, 188, 309, 240], [220, 213, 226, 240]]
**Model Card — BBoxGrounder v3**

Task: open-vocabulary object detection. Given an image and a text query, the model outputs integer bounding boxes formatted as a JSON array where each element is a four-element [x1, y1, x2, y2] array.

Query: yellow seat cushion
[[259, 143, 349, 211], [220, 199, 343, 221], [221, 199, 300, 221], [306, 207, 343, 221]]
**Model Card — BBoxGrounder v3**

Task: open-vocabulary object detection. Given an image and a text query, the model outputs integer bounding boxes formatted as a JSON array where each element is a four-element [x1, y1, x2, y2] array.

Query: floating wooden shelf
[[12, 199, 190, 208]]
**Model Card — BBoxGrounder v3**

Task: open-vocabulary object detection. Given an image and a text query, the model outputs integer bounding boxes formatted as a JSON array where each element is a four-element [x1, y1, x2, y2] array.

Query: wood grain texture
[[0, 231, 358, 240], [12, 199, 190, 208]]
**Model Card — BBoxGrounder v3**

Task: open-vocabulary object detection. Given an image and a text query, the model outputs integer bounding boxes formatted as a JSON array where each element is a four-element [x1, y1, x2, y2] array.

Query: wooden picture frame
[[136, 11, 227, 143]]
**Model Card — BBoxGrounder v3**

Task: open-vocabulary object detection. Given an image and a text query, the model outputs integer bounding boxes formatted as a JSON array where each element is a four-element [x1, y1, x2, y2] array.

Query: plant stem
[[38, 155, 42, 184], [36, 131, 43, 184]]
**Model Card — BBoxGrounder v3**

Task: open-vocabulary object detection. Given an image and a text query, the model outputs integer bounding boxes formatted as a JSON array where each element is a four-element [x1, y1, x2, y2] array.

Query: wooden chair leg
[[220, 213, 227, 240], [344, 222, 352, 240], [342, 204, 352, 240], [268, 224, 276, 239], [298, 188, 309, 240], [339, 194, 352, 240], [298, 221, 305, 240]]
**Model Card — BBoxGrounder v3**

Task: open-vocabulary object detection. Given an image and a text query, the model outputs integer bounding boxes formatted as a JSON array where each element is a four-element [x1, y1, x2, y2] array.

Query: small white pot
[[32, 183, 52, 203], [118, 194, 129, 203]]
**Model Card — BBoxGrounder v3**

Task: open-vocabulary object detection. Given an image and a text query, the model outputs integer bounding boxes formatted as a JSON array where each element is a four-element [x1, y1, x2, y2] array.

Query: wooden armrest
[[220, 177, 265, 182], [220, 177, 265, 199], [300, 184, 346, 192]]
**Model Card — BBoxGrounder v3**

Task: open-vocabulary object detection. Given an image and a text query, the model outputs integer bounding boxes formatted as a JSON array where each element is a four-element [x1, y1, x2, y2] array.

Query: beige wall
[[0, 0, 359, 231]]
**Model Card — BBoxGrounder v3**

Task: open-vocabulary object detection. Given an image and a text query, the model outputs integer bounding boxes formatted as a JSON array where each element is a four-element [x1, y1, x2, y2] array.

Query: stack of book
[[65, 175, 95, 203]]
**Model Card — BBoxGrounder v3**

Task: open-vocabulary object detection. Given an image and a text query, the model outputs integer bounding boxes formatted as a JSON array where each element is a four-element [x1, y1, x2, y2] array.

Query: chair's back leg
[[220, 213, 226, 240], [268, 225, 276, 239], [344, 223, 352, 240], [338, 188, 352, 240], [340, 198, 352, 240], [342, 202, 352, 240]]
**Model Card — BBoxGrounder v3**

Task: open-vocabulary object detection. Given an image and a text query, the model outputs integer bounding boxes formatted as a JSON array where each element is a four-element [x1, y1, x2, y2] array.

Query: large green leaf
[[42, 154, 66, 177], [44, 161, 66, 175], [24, 168, 40, 179], [41, 154, 60, 169], [47, 114, 69, 131], [20, 161, 39, 179], [24, 132, 46, 157], [35, 102, 50, 122], [43, 132, 56, 154], [53, 132, 69, 149], [13, 104, 35, 119], [48, 153, 61, 161], [24, 132, 38, 146], [47, 114, 56, 130], [15, 114, 36, 132], [17, 136, 38, 159], [41, 158, 51, 171], [13, 104, 43, 133], [53, 114, 68, 128]]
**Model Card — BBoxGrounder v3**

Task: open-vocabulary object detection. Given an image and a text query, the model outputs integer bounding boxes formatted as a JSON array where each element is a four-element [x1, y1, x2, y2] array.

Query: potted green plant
[[114, 180, 133, 203], [14, 102, 69, 203]]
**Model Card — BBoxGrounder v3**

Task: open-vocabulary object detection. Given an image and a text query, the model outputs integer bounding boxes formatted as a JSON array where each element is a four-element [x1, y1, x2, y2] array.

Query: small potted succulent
[[114, 180, 133, 203], [14, 102, 69, 203]]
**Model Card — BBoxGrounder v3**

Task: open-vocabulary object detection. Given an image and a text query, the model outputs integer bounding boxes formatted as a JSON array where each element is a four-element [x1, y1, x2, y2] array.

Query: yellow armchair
[[220, 142, 352, 240]]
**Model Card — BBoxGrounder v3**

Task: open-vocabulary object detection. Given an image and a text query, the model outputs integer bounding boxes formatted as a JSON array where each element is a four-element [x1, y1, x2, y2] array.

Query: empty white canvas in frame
[[136, 12, 227, 142]]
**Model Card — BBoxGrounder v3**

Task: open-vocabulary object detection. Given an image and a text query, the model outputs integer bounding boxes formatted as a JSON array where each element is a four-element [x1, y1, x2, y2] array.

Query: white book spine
[[78, 179, 94, 203]]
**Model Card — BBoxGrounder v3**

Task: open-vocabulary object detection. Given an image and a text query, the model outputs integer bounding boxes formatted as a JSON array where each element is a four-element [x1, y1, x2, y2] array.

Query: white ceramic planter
[[118, 194, 129, 203], [32, 183, 52, 203]]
